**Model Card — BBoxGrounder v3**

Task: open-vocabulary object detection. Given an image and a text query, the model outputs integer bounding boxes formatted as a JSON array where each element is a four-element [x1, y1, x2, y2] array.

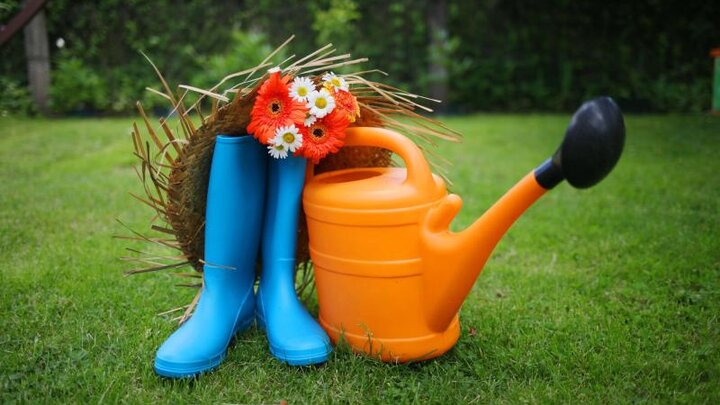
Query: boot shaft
[[261, 155, 307, 287], [205, 135, 267, 274]]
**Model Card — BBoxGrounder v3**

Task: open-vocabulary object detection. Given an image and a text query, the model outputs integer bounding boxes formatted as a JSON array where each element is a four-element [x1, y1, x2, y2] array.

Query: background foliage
[[1, 0, 718, 114]]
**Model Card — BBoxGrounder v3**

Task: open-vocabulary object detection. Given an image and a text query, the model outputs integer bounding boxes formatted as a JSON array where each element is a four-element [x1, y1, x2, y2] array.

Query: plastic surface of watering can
[[304, 128, 456, 362], [303, 97, 625, 363]]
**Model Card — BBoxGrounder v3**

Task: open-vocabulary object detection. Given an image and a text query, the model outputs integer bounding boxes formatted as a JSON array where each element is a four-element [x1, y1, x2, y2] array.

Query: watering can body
[[303, 127, 466, 362]]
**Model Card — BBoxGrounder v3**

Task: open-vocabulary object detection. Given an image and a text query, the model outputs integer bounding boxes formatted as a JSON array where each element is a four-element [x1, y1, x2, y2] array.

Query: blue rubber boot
[[256, 155, 332, 366], [154, 135, 267, 378]]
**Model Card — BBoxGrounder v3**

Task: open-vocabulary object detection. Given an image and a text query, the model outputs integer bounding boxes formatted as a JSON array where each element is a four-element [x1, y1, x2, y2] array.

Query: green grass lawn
[[1, 113, 718, 403]]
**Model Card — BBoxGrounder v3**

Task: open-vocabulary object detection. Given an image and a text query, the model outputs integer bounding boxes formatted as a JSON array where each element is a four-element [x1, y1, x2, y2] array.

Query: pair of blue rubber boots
[[154, 135, 332, 378]]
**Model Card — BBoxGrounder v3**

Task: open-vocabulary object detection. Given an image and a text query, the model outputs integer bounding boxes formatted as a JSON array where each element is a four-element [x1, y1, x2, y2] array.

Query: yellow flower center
[[315, 97, 327, 109], [282, 132, 296, 143], [332, 78, 341, 87], [298, 87, 308, 97]]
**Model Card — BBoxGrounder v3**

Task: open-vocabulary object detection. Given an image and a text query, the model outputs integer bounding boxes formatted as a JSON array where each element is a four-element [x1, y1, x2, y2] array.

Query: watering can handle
[[308, 126, 436, 189]]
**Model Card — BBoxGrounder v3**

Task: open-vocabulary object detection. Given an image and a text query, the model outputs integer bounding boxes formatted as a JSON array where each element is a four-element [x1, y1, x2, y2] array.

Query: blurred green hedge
[[1, 0, 717, 115]]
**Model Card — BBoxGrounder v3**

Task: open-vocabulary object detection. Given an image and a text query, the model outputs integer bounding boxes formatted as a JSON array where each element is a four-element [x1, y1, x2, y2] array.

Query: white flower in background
[[322, 72, 349, 92], [307, 88, 335, 118], [289, 76, 314, 102], [56, 37, 65, 48], [304, 113, 317, 127], [273, 125, 303, 152], [267, 143, 289, 159]]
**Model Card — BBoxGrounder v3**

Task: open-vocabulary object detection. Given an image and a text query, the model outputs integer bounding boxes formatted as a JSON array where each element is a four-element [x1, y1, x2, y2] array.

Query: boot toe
[[154, 327, 227, 378], [268, 333, 332, 366]]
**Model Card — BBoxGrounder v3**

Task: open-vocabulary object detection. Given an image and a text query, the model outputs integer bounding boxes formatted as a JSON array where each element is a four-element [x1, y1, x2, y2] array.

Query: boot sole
[[268, 345, 330, 366], [154, 352, 225, 378]]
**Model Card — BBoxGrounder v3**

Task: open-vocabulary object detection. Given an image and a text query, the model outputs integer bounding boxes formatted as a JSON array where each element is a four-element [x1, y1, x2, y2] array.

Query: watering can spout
[[422, 97, 626, 332], [421, 174, 547, 331]]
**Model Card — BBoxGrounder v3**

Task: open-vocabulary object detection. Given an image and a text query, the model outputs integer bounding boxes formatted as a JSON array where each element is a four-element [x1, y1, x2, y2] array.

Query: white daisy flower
[[322, 72, 349, 92], [304, 113, 317, 127], [267, 143, 289, 159], [307, 88, 335, 118], [273, 125, 303, 152], [289, 76, 314, 102]]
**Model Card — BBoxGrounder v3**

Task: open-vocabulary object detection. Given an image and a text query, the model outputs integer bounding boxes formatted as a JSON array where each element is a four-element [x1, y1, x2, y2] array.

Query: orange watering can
[[303, 98, 625, 362]]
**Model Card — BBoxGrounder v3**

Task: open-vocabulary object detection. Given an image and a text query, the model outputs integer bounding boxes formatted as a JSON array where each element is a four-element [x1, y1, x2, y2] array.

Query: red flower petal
[[333, 89, 360, 122], [298, 109, 349, 163], [247, 72, 306, 144]]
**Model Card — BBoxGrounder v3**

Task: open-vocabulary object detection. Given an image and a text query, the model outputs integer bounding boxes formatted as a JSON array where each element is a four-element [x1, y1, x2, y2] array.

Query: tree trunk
[[427, 0, 448, 114], [24, 8, 50, 114]]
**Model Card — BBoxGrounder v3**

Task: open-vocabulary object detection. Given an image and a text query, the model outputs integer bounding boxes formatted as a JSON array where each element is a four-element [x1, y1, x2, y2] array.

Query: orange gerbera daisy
[[333, 88, 360, 123], [247, 72, 306, 144], [298, 108, 349, 163]]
